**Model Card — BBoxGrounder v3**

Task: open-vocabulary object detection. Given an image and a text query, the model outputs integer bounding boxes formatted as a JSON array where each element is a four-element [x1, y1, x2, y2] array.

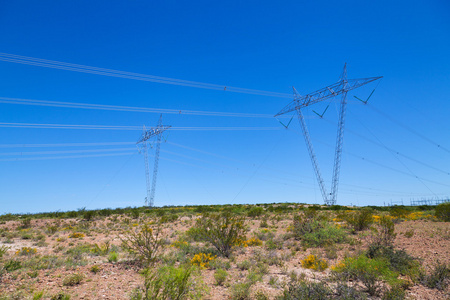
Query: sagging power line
[[0, 97, 277, 118], [0, 122, 281, 131], [0, 53, 292, 98]]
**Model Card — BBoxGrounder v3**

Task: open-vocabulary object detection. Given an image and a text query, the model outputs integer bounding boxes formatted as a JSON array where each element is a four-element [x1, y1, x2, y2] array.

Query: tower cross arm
[[136, 125, 172, 144], [274, 76, 382, 117]]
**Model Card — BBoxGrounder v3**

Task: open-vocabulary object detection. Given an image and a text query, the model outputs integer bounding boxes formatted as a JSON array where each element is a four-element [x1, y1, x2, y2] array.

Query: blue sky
[[0, 0, 449, 214]]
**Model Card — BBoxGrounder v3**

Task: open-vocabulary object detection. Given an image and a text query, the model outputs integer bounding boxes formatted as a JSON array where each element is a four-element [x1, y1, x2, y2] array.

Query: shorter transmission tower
[[136, 115, 171, 207], [275, 64, 382, 205]]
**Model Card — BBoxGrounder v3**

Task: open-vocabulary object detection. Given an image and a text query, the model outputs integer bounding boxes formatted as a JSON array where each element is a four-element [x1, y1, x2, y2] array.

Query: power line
[[366, 103, 450, 154], [0, 137, 440, 198], [320, 117, 450, 176], [167, 140, 434, 197], [0, 96, 278, 118], [311, 138, 450, 188], [0, 122, 281, 131], [0, 147, 136, 156], [0, 142, 135, 148], [349, 110, 438, 197], [0, 53, 292, 98], [0, 152, 134, 162]]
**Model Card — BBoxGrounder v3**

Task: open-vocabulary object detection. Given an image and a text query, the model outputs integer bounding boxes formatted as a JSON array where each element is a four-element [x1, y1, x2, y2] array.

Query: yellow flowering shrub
[[404, 212, 425, 220], [301, 254, 328, 271], [191, 253, 216, 269], [234, 237, 263, 247], [16, 247, 37, 256], [246, 237, 263, 246], [171, 240, 188, 248], [69, 232, 85, 238]]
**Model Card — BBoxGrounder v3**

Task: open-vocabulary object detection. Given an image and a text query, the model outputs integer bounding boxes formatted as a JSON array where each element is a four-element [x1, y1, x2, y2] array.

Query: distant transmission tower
[[136, 115, 171, 207], [275, 64, 382, 205]]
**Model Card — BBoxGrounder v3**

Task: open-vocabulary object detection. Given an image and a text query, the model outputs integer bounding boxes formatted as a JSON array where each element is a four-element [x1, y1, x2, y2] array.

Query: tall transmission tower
[[275, 64, 382, 205], [136, 115, 171, 207]]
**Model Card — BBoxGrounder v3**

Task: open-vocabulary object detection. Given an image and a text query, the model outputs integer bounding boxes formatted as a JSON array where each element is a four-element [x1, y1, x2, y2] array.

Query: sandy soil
[[0, 212, 449, 299]]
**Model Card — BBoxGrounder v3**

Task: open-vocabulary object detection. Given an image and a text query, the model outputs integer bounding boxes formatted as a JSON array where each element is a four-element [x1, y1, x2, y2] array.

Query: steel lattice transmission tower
[[136, 115, 171, 207], [275, 64, 382, 205]]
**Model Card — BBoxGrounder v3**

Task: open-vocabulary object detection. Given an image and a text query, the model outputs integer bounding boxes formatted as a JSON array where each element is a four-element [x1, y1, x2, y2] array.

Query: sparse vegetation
[[0, 203, 447, 299], [420, 261, 450, 290], [194, 211, 247, 257], [435, 202, 450, 221], [121, 221, 165, 265], [131, 265, 205, 300], [62, 272, 84, 286], [345, 208, 373, 232]]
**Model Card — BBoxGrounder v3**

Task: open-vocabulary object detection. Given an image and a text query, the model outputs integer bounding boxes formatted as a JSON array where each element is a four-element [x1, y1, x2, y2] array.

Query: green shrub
[[4, 259, 21, 272], [160, 214, 178, 223], [237, 260, 252, 270], [194, 212, 247, 257], [292, 211, 347, 247], [108, 251, 118, 262], [28, 270, 39, 278], [33, 290, 44, 300], [366, 244, 420, 280], [20, 217, 32, 229], [329, 205, 346, 211], [65, 211, 78, 218], [389, 206, 409, 219], [278, 280, 331, 300], [345, 208, 373, 231], [332, 255, 398, 296], [209, 257, 231, 270], [372, 215, 396, 247], [121, 222, 165, 265], [130, 208, 140, 219], [292, 210, 319, 236], [83, 210, 96, 221], [90, 265, 101, 273], [230, 281, 252, 300], [214, 268, 227, 286], [247, 207, 264, 218], [404, 229, 414, 238], [382, 284, 405, 300], [133, 265, 205, 300], [50, 292, 71, 300], [62, 272, 84, 286], [0, 245, 9, 258], [324, 245, 338, 259], [91, 241, 111, 256], [334, 283, 367, 300], [435, 202, 450, 221], [254, 290, 269, 300], [302, 223, 347, 247], [420, 261, 450, 291]]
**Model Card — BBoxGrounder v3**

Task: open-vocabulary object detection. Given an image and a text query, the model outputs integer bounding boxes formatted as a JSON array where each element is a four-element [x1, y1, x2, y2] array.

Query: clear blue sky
[[1, 0, 449, 214]]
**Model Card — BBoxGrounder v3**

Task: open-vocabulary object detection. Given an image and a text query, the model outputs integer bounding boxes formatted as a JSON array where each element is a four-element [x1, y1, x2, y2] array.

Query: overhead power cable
[[0, 53, 292, 98], [349, 111, 438, 197], [0, 142, 135, 148], [0, 147, 136, 156], [0, 96, 278, 118], [311, 138, 450, 188], [0, 138, 438, 198], [366, 103, 450, 154], [0, 152, 134, 162], [320, 117, 450, 176], [0, 122, 281, 131]]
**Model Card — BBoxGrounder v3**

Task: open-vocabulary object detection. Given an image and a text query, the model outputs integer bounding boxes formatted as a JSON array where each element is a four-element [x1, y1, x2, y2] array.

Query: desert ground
[[0, 203, 449, 299]]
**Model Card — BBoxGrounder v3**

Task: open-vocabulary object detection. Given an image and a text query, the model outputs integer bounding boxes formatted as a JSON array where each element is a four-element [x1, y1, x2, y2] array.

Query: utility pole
[[136, 115, 171, 207], [275, 64, 382, 205]]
